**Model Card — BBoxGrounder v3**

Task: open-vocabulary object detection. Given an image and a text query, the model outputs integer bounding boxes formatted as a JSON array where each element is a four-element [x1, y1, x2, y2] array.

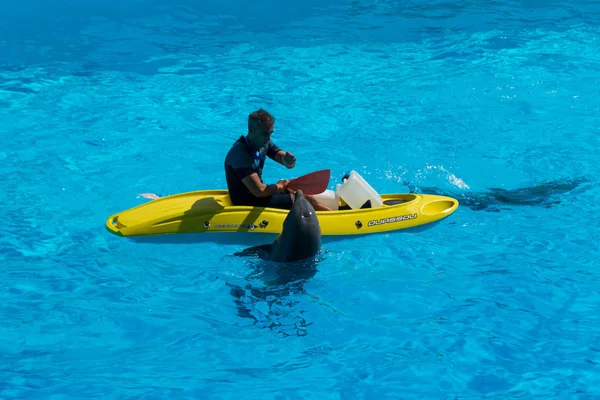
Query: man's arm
[[267, 141, 296, 168], [227, 145, 286, 197], [242, 173, 288, 198], [273, 150, 286, 164], [276, 150, 296, 168]]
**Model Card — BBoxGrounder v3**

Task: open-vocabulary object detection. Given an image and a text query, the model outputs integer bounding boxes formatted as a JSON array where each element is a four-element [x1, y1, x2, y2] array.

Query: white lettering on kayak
[[213, 223, 257, 230], [367, 214, 417, 227]]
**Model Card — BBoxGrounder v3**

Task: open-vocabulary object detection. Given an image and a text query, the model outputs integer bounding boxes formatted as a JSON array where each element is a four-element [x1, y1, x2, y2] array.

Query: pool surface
[[2, 0, 599, 398]]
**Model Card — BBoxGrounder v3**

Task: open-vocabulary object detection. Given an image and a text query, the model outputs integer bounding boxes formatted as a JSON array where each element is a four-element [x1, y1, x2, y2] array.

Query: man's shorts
[[253, 192, 294, 210]]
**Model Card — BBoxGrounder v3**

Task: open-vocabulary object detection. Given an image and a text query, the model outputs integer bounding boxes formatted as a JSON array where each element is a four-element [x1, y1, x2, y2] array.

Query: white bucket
[[335, 170, 383, 209]]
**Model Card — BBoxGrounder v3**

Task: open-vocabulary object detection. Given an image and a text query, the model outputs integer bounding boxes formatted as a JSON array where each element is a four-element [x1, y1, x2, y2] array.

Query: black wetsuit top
[[224, 135, 282, 206]]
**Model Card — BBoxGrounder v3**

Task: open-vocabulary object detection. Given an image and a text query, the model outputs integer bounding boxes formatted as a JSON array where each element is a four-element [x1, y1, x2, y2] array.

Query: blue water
[[2, 0, 600, 398]]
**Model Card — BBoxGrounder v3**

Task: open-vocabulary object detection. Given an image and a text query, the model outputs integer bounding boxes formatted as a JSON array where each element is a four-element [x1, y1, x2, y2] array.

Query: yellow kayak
[[105, 190, 459, 238]]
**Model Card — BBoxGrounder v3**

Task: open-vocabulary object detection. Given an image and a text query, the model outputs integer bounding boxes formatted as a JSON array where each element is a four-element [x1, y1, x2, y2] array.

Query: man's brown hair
[[248, 108, 275, 131]]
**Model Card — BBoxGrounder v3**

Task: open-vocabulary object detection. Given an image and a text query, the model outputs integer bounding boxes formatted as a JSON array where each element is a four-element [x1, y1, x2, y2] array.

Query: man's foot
[[314, 203, 334, 211]]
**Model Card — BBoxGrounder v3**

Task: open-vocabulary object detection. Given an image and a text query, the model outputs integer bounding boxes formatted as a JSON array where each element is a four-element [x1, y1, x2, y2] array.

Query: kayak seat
[[337, 199, 409, 210], [383, 199, 409, 206]]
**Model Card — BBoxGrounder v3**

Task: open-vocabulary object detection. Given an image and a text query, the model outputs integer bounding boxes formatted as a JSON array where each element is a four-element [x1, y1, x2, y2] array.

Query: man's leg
[[284, 190, 333, 212], [263, 192, 295, 210], [305, 194, 333, 211]]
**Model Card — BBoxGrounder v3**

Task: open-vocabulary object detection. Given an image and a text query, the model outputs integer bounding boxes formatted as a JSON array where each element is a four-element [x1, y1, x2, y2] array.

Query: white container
[[335, 170, 383, 209], [311, 189, 340, 210]]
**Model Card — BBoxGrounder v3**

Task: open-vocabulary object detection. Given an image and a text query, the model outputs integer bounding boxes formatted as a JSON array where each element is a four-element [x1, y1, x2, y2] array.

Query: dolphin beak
[[293, 190, 314, 218]]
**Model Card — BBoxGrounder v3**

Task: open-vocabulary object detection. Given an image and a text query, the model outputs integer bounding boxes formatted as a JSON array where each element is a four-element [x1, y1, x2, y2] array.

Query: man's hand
[[276, 179, 289, 192], [282, 152, 296, 169]]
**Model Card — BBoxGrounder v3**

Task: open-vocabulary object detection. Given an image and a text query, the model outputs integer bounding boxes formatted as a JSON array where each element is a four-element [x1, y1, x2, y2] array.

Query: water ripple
[[2, 0, 600, 398]]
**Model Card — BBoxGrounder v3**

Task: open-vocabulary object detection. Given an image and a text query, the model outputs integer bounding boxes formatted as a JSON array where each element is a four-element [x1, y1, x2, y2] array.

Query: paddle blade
[[287, 169, 331, 195]]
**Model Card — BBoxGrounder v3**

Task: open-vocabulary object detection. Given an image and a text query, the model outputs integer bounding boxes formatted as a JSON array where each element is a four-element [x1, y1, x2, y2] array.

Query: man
[[224, 108, 332, 211]]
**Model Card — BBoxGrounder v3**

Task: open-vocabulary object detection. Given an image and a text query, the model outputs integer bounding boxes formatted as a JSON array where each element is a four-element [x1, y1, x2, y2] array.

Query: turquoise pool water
[[2, 1, 600, 398]]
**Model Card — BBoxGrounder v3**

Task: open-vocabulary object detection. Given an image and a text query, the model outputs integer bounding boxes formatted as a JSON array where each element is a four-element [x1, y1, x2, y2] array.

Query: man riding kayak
[[224, 108, 332, 211]]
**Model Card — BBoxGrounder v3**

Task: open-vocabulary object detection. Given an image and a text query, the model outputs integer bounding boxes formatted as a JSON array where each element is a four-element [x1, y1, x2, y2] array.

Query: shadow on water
[[125, 223, 439, 246], [408, 177, 591, 212], [127, 231, 279, 246]]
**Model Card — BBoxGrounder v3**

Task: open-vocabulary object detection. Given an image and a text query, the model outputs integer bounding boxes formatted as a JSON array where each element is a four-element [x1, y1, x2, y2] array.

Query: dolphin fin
[[233, 244, 273, 260]]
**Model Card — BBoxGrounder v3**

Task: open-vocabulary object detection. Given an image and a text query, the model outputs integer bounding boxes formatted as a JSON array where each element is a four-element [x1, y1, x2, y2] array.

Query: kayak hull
[[105, 190, 459, 238]]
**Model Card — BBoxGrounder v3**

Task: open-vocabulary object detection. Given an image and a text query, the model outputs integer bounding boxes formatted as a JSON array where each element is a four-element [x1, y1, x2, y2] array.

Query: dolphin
[[406, 177, 589, 212], [269, 189, 322, 263], [234, 189, 322, 264], [226, 190, 326, 335]]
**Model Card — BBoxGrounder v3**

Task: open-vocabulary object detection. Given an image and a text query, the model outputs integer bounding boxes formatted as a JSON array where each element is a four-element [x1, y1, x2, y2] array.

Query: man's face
[[249, 124, 273, 148]]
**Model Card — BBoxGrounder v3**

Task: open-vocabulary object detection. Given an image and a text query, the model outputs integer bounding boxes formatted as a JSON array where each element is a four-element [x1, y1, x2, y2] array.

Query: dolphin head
[[284, 190, 321, 237], [269, 189, 321, 264]]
